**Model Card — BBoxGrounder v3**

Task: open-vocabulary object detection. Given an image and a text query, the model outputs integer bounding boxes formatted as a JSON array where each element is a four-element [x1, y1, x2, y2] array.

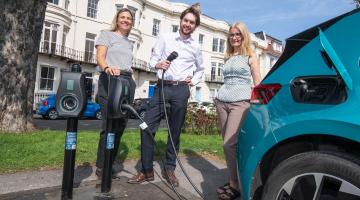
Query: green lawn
[[0, 129, 224, 174]]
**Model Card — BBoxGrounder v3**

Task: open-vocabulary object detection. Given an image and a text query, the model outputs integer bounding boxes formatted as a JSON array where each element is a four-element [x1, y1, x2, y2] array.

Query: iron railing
[[38, 42, 154, 73], [39, 42, 97, 64], [205, 74, 224, 83], [132, 59, 156, 73]]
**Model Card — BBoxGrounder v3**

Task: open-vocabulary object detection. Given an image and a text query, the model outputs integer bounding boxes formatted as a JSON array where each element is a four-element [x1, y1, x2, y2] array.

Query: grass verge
[[0, 129, 223, 174]]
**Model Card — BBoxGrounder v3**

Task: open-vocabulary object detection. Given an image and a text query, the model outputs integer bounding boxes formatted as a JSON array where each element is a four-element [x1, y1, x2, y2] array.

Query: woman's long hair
[[224, 22, 254, 60], [110, 8, 134, 35]]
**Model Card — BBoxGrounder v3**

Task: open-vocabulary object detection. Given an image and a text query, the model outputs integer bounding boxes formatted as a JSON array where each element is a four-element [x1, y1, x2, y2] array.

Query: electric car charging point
[[99, 75, 132, 194], [56, 64, 87, 200]]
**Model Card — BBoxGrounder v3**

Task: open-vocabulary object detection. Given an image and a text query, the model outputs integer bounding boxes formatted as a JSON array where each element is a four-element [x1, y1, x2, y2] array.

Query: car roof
[[265, 8, 360, 79]]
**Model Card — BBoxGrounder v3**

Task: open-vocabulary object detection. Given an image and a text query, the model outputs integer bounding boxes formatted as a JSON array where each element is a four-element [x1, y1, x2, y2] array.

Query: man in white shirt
[[128, 5, 204, 187]]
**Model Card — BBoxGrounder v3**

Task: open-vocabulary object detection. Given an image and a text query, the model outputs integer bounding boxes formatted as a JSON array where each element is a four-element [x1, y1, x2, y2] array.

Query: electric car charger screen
[[67, 80, 74, 91]]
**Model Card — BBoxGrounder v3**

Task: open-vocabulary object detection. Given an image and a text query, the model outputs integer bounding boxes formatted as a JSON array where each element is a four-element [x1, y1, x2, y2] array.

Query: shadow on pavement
[[183, 149, 228, 199], [73, 162, 93, 187]]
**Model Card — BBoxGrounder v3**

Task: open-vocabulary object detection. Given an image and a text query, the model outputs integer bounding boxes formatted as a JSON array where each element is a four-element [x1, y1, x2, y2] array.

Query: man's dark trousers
[[141, 82, 190, 172]]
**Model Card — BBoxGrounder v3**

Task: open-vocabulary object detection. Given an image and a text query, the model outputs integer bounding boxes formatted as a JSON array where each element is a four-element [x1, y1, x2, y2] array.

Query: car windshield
[[265, 8, 360, 80]]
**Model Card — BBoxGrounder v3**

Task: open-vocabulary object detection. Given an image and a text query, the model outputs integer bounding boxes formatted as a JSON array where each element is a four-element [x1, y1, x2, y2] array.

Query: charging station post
[[101, 118, 115, 193], [61, 118, 79, 199], [57, 64, 86, 199], [101, 75, 131, 193]]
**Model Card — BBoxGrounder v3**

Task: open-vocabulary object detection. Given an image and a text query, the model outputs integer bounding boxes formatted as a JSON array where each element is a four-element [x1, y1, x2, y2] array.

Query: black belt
[[101, 70, 132, 77], [158, 79, 188, 86], [120, 71, 132, 77]]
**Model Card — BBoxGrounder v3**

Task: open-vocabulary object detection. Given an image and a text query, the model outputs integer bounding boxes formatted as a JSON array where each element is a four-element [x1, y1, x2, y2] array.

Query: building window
[[209, 89, 216, 100], [87, 0, 99, 18], [152, 19, 160, 36], [219, 39, 225, 53], [272, 42, 282, 52], [61, 26, 69, 56], [47, 0, 59, 5], [65, 0, 70, 9], [211, 62, 216, 80], [195, 87, 201, 102], [40, 66, 55, 91], [218, 63, 223, 76], [199, 34, 204, 45], [127, 5, 137, 27], [62, 26, 69, 47], [270, 56, 276, 68], [42, 22, 58, 54], [212, 38, 219, 52], [84, 72, 93, 100], [115, 4, 124, 10], [172, 25, 179, 33], [85, 33, 96, 63], [212, 38, 225, 53]]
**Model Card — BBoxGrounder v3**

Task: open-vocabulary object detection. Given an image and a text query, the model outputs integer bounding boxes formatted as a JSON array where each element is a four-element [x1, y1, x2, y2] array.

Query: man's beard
[[180, 27, 194, 36]]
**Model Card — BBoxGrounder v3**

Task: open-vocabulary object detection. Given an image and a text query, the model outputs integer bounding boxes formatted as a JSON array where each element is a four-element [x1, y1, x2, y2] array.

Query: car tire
[[261, 151, 360, 200], [95, 111, 102, 120], [47, 109, 58, 120]]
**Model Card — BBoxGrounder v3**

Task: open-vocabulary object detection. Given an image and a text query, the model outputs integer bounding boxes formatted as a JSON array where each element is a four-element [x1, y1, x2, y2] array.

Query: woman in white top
[[94, 8, 136, 179]]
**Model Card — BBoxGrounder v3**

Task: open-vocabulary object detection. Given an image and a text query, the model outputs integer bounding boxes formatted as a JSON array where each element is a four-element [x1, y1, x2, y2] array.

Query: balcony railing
[[132, 59, 156, 73], [205, 74, 224, 83], [38, 42, 155, 73], [39, 42, 97, 64]]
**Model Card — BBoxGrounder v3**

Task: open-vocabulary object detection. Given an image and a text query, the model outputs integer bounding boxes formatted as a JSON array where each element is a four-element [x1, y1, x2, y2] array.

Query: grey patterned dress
[[217, 55, 252, 103]]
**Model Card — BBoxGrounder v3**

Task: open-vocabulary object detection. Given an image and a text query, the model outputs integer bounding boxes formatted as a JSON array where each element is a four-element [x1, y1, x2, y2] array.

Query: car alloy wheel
[[96, 111, 102, 120], [262, 151, 360, 200], [48, 109, 58, 120], [276, 173, 360, 200]]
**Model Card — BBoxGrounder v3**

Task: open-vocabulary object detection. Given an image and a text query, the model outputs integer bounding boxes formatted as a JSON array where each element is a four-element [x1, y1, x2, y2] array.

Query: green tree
[[0, 0, 47, 132]]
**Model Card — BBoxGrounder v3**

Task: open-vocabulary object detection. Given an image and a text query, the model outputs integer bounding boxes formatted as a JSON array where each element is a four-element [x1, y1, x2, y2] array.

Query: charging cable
[[160, 71, 205, 200], [120, 107, 184, 200]]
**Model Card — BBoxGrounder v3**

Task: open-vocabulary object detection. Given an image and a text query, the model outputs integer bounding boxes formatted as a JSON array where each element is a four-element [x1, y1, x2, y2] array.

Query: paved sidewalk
[[0, 156, 228, 199]]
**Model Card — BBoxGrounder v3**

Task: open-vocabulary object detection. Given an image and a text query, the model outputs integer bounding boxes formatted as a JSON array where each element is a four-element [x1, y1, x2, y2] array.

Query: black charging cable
[[160, 71, 205, 200], [121, 104, 184, 200], [106, 74, 183, 199]]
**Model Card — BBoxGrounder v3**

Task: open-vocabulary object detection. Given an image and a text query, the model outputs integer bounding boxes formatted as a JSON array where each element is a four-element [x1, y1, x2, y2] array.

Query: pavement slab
[[0, 156, 229, 200]]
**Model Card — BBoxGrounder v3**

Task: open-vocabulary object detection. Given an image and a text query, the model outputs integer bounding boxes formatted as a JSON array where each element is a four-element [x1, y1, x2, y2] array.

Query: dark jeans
[[141, 83, 190, 172], [96, 72, 135, 169]]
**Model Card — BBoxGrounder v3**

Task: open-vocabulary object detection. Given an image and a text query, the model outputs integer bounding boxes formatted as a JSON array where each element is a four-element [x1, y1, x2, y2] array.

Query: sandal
[[217, 182, 230, 194], [218, 186, 240, 200]]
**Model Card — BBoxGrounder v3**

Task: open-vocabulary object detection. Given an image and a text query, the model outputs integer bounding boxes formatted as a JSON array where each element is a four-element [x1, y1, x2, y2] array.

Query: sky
[[171, 0, 357, 41]]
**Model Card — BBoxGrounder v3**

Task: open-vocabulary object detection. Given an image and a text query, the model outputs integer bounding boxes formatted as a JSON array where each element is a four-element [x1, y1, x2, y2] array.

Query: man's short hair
[[180, 5, 200, 26]]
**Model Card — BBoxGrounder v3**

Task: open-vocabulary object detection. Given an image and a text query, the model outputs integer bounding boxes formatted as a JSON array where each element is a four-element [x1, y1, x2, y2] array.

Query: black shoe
[[96, 168, 121, 179]]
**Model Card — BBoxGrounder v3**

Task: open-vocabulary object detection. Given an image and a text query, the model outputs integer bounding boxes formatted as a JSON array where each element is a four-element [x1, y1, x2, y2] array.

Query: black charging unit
[[56, 64, 87, 200], [101, 75, 131, 193]]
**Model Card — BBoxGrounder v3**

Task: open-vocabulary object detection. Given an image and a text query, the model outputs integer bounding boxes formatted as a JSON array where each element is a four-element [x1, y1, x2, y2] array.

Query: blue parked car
[[37, 94, 102, 120], [238, 8, 360, 200]]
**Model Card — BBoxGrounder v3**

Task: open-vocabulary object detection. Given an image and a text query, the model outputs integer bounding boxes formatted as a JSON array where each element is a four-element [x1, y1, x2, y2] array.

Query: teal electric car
[[238, 8, 360, 200]]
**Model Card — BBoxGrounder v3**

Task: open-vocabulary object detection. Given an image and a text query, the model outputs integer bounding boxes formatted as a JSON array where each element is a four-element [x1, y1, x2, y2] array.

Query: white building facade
[[34, 0, 282, 108]]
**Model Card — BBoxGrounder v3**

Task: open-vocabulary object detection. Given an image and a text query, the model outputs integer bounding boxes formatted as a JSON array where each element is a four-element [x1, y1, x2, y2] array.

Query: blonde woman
[[95, 8, 136, 179], [215, 22, 261, 200]]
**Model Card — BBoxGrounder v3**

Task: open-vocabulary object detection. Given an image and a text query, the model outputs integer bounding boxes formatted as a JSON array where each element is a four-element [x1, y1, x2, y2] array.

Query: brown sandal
[[217, 182, 230, 194], [218, 186, 240, 200]]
